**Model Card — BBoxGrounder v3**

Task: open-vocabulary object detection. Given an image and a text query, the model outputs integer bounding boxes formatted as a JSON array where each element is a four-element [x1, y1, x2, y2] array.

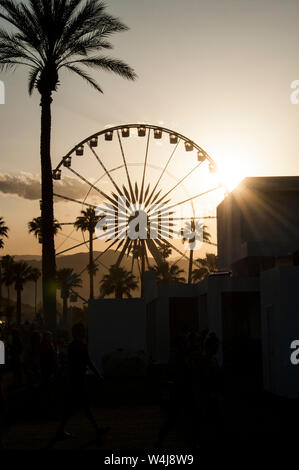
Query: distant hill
[[4, 250, 190, 314]]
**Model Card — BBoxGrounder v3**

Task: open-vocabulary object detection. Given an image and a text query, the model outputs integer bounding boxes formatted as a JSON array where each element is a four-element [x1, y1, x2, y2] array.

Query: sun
[[209, 150, 249, 192], [216, 163, 245, 191]]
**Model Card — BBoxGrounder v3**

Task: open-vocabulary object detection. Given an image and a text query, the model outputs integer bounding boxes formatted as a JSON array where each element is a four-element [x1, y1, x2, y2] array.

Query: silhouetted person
[[0, 328, 6, 449], [40, 331, 57, 385], [191, 333, 223, 446], [24, 330, 41, 387], [155, 334, 193, 447], [55, 323, 107, 441], [10, 328, 23, 388]]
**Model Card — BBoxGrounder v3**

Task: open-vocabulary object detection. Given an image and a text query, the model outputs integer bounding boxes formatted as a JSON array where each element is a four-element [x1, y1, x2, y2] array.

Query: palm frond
[[65, 64, 103, 93], [64, 55, 137, 80], [28, 67, 40, 95]]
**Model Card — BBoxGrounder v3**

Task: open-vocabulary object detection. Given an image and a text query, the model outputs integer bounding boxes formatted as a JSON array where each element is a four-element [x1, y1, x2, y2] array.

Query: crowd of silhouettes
[[156, 329, 223, 448], [0, 320, 222, 449]]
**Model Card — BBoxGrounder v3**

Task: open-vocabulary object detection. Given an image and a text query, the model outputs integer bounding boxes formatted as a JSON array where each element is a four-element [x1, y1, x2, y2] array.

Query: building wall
[[88, 298, 146, 372], [261, 267, 299, 398], [217, 177, 299, 269]]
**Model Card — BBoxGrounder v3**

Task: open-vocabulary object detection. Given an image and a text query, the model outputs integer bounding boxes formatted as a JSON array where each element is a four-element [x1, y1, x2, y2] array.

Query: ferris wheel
[[52, 124, 224, 282]]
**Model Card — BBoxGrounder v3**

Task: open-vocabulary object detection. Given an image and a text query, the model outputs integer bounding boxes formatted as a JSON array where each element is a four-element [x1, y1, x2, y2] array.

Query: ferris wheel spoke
[[171, 216, 216, 221], [139, 128, 151, 204], [144, 245, 150, 269], [150, 185, 222, 221], [145, 239, 163, 266], [79, 239, 118, 276], [56, 235, 98, 256], [70, 289, 88, 304], [161, 238, 191, 264], [137, 258, 141, 277], [155, 163, 202, 206], [55, 229, 81, 251], [67, 167, 118, 208], [146, 139, 180, 207], [117, 130, 136, 204], [116, 238, 131, 267], [89, 144, 124, 197], [54, 193, 97, 208]]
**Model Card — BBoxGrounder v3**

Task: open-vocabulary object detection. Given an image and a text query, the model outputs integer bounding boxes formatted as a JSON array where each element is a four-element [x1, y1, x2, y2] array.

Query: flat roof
[[236, 176, 299, 192]]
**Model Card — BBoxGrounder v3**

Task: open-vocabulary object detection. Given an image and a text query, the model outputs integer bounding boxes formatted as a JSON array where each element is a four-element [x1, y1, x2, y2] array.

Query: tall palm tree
[[1, 255, 14, 305], [151, 261, 185, 284], [30, 267, 41, 314], [28, 216, 61, 243], [182, 220, 211, 283], [57, 268, 82, 325], [0, 217, 9, 312], [74, 208, 102, 300], [0, 0, 137, 329], [13, 261, 35, 325], [100, 264, 138, 299]]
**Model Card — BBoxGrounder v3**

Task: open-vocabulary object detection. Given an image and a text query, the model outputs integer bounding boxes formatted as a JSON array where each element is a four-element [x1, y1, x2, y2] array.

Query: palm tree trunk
[[116, 286, 123, 299], [40, 91, 56, 330], [62, 296, 68, 326], [34, 281, 37, 315], [0, 263, 2, 315], [188, 248, 194, 283], [16, 288, 21, 325], [141, 247, 145, 297], [89, 230, 94, 300]]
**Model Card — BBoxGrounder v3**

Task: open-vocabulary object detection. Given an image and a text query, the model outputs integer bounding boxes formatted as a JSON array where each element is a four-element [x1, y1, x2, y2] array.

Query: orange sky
[[1, 0, 299, 257]]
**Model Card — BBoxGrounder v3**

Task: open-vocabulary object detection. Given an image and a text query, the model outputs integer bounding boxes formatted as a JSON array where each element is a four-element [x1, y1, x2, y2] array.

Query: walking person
[[54, 323, 109, 442]]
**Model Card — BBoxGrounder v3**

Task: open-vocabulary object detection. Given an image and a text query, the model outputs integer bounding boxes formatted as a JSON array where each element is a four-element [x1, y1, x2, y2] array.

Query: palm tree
[[0, 0, 137, 329], [1, 255, 14, 303], [57, 268, 82, 325], [28, 216, 61, 243], [0, 217, 8, 249], [100, 264, 138, 299], [30, 267, 41, 314], [182, 220, 211, 283], [74, 208, 102, 300], [151, 261, 185, 284], [192, 253, 218, 283], [13, 261, 35, 325], [0, 217, 9, 313], [158, 243, 172, 261]]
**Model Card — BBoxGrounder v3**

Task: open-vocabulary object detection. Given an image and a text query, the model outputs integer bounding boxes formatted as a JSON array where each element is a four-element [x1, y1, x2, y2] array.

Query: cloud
[[0, 173, 89, 203]]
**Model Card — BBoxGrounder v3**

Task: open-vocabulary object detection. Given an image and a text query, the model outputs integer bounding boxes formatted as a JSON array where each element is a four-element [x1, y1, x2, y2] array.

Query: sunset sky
[[1, 0, 299, 256]]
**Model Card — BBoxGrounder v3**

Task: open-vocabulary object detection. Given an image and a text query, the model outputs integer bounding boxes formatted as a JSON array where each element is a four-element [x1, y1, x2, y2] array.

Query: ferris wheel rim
[[54, 123, 215, 171]]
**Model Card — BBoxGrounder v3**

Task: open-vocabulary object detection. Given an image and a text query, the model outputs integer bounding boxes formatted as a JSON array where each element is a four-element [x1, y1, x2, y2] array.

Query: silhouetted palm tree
[[13, 261, 35, 325], [1, 255, 14, 320], [151, 261, 185, 284], [74, 208, 102, 299], [0, 0, 137, 329], [57, 268, 82, 325], [182, 220, 211, 283], [100, 264, 138, 299], [30, 267, 41, 314], [192, 253, 218, 282], [158, 243, 172, 261], [0, 218, 9, 313], [0, 217, 8, 249], [28, 216, 61, 243]]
